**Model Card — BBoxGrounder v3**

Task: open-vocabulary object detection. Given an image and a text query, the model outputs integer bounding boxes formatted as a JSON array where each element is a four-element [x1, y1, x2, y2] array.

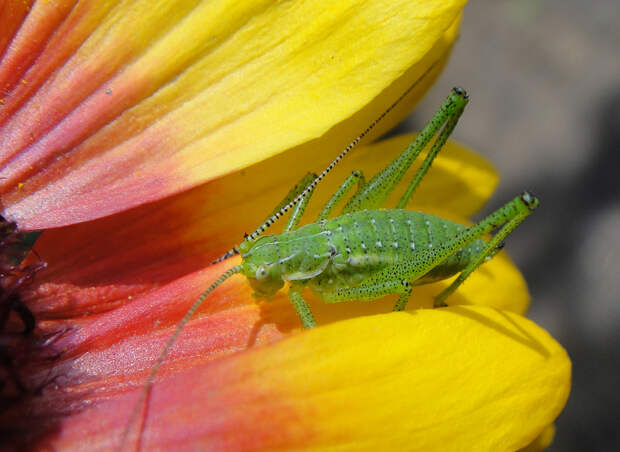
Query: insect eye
[[255, 266, 268, 280]]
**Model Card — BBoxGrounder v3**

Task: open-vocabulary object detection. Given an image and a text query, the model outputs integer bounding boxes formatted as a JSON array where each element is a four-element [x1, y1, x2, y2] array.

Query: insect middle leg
[[285, 272, 413, 330], [316, 170, 365, 221]]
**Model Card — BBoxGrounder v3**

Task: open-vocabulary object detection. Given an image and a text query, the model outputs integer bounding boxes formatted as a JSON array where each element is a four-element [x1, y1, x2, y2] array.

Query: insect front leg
[[257, 169, 319, 232], [266, 172, 316, 221], [288, 283, 316, 329], [342, 87, 469, 213], [214, 172, 317, 262], [285, 176, 317, 231], [264, 171, 318, 232]]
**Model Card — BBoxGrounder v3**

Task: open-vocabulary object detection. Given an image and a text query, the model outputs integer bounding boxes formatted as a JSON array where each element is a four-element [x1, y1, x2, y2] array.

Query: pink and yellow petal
[[0, 0, 111, 115], [30, 250, 526, 395], [25, 133, 506, 321], [23, 252, 527, 419], [0, 0, 466, 229], [48, 307, 570, 451], [0, 1, 33, 59]]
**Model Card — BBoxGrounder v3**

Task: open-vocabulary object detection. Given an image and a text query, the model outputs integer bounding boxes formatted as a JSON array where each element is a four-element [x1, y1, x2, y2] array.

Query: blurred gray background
[[401, 1, 620, 449]]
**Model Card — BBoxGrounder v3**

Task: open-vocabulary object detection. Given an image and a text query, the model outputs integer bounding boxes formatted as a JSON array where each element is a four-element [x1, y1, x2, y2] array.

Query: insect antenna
[[212, 63, 438, 264], [119, 264, 242, 450]]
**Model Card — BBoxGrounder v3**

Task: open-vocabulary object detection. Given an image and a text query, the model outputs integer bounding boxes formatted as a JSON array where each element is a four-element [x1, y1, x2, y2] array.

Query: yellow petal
[[65, 306, 570, 451], [1, 0, 466, 228], [285, 308, 571, 451], [519, 424, 556, 452]]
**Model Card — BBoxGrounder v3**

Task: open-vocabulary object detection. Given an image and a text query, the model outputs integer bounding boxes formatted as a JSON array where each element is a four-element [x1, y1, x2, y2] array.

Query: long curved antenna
[[212, 247, 239, 264], [119, 265, 242, 451], [212, 61, 439, 264]]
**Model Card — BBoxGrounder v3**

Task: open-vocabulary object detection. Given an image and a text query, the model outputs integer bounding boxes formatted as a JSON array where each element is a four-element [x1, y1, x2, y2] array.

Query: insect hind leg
[[396, 100, 465, 209], [354, 192, 538, 310], [342, 88, 469, 213], [433, 192, 539, 307], [321, 279, 412, 307]]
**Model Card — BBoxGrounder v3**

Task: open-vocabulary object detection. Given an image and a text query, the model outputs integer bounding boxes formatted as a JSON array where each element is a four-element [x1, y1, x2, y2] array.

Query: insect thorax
[[240, 225, 331, 298]]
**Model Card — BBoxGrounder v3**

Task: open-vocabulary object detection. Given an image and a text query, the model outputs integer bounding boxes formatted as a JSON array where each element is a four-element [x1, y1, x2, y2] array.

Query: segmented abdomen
[[316, 209, 485, 286]]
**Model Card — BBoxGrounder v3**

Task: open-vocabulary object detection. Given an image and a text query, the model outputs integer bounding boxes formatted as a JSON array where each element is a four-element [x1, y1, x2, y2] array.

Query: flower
[[0, 1, 570, 451]]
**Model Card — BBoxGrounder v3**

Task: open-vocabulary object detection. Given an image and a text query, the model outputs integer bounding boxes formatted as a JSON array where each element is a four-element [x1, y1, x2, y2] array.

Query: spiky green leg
[[268, 172, 318, 232], [285, 177, 317, 232], [433, 193, 538, 307], [342, 87, 469, 213], [316, 170, 365, 220], [213, 172, 317, 262], [267, 172, 316, 220], [392, 281, 413, 311], [358, 192, 539, 299], [321, 279, 412, 309], [289, 285, 316, 329], [396, 103, 465, 208]]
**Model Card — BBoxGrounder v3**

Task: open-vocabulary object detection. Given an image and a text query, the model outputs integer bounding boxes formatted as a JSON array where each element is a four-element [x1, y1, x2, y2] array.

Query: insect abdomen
[[321, 209, 485, 284]]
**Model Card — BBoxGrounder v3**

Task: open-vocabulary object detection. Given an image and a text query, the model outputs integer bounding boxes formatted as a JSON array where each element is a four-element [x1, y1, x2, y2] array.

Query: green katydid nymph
[[120, 86, 538, 449]]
